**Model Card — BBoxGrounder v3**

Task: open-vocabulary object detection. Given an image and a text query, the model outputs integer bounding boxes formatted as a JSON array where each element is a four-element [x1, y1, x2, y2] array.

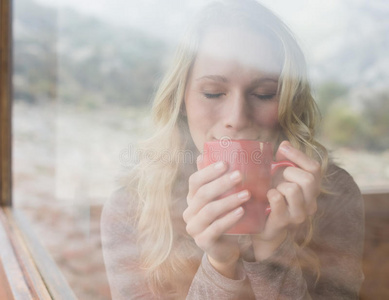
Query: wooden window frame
[[1, 0, 12, 207]]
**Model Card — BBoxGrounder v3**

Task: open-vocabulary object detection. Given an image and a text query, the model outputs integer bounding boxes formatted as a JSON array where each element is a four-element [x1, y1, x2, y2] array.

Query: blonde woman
[[101, 0, 364, 299]]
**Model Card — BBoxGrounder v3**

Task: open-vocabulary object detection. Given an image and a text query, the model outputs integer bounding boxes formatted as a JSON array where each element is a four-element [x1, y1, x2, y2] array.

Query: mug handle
[[265, 160, 298, 216]]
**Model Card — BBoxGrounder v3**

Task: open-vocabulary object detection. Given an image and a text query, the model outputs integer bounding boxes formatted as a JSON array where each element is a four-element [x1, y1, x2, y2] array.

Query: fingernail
[[214, 161, 225, 169], [233, 207, 244, 215], [280, 144, 290, 152], [265, 205, 271, 216], [237, 190, 250, 200], [230, 170, 241, 181]]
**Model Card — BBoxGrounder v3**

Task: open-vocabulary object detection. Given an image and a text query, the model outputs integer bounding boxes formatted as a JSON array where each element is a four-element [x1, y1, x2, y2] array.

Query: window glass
[[13, 0, 172, 298], [12, 0, 388, 299]]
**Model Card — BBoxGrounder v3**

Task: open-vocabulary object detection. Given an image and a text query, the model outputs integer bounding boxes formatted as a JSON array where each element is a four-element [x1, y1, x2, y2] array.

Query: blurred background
[[12, 0, 389, 299]]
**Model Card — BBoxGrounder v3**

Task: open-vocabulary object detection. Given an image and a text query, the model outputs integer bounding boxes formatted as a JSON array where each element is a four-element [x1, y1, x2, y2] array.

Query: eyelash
[[253, 94, 276, 101], [203, 93, 276, 101], [204, 93, 224, 99]]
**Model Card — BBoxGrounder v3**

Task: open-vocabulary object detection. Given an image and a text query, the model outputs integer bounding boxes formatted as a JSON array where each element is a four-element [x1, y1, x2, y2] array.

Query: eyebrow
[[196, 75, 228, 82], [251, 77, 278, 84], [249, 77, 279, 88], [196, 75, 279, 85]]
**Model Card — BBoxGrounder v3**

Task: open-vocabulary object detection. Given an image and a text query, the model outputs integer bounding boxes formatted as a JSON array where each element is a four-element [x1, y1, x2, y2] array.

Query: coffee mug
[[199, 139, 296, 235]]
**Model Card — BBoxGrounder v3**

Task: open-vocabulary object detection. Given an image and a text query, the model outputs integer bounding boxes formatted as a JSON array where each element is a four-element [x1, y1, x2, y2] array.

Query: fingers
[[185, 164, 244, 222], [185, 190, 250, 238], [266, 176, 316, 233], [266, 189, 289, 229], [265, 185, 306, 240], [283, 167, 319, 215], [276, 182, 307, 224], [274, 141, 321, 217], [265, 167, 319, 237], [184, 156, 245, 263], [196, 207, 243, 247], [276, 141, 321, 179], [187, 203, 245, 249], [187, 158, 228, 200]]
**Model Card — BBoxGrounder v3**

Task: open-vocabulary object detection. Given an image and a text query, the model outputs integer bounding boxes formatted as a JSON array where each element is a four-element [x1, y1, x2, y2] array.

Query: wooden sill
[[0, 206, 76, 300], [0, 257, 14, 300]]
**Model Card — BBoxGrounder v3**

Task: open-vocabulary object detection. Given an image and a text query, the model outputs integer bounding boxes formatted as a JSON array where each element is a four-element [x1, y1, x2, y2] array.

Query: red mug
[[199, 139, 296, 235]]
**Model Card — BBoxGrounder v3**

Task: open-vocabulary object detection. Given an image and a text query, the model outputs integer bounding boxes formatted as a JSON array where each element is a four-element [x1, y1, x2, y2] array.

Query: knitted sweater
[[101, 164, 364, 299]]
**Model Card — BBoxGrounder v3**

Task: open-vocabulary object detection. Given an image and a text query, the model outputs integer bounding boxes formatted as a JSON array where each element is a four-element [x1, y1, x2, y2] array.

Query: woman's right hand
[[182, 155, 250, 279]]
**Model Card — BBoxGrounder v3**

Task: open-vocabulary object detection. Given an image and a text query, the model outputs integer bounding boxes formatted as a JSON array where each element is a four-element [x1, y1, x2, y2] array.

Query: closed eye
[[204, 93, 225, 99], [253, 94, 276, 101]]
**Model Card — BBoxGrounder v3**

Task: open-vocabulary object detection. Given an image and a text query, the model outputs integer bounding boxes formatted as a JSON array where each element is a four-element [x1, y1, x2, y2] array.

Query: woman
[[101, 0, 364, 299]]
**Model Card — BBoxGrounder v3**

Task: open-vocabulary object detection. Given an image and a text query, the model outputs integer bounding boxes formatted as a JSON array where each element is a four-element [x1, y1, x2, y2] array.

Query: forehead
[[194, 27, 282, 76]]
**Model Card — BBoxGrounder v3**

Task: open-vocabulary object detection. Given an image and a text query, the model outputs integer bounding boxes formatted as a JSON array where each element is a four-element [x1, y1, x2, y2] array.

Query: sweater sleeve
[[241, 165, 364, 300], [187, 254, 250, 300], [243, 233, 310, 300]]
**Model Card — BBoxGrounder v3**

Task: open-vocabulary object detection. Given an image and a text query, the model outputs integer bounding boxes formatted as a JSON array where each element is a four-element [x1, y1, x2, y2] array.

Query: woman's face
[[184, 27, 282, 152]]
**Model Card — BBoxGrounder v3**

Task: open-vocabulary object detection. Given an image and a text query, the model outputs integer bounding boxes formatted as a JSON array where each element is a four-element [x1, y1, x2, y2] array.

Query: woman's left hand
[[251, 140, 322, 261]]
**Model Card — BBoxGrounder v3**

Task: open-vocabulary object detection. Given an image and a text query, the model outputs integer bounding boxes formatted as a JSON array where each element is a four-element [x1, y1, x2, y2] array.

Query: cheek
[[257, 103, 279, 128], [186, 100, 210, 124], [185, 97, 214, 146], [185, 92, 217, 124]]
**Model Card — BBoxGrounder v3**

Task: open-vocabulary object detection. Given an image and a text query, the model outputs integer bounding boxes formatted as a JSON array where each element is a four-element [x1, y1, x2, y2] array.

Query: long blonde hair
[[122, 0, 328, 296]]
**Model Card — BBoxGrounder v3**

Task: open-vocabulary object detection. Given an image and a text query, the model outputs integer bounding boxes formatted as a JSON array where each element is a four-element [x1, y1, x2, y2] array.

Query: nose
[[223, 93, 253, 132]]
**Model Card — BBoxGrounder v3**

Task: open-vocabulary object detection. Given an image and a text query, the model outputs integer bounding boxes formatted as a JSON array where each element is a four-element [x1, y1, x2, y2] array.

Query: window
[[2, 1, 389, 299], [1, 0, 12, 207]]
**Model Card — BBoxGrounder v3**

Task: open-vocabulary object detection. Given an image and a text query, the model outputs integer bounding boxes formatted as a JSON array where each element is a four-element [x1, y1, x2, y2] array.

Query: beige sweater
[[101, 164, 364, 299]]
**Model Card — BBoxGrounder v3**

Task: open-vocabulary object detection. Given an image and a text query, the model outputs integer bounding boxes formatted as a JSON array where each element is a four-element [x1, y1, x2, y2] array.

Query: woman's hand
[[183, 156, 250, 279], [251, 141, 322, 261]]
